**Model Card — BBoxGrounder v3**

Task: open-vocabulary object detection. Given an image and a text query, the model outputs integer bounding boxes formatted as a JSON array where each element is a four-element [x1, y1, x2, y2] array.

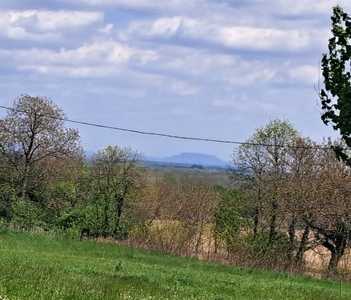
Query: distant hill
[[85, 151, 233, 168], [145, 152, 229, 167]]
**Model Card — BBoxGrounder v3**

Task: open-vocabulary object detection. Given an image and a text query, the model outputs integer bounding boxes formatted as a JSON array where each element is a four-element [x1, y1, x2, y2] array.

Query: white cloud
[[0, 40, 150, 77], [150, 17, 181, 35], [170, 81, 198, 96], [289, 65, 319, 83], [123, 15, 327, 52], [218, 26, 309, 50], [0, 9, 109, 42]]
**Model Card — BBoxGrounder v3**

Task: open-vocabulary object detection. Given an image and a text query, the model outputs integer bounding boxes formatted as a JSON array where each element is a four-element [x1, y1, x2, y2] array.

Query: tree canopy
[[320, 5, 351, 166], [0, 94, 83, 198]]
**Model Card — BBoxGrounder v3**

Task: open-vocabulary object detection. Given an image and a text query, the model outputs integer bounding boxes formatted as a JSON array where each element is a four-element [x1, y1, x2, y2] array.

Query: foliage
[[232, 118, 299, 172], [163, 172, 179, 184], [214, 188, 250, 253], [0, 94, 83, 198], [56, 207, 90, 230], [10, 198, 54, 230], [51, 182, 76, 209], [231, 118, 300, 245], [0, 183, 16, 219], [320, 5, 351, 166], [90, 145, 146, 238], [245, 231, 292, 259]]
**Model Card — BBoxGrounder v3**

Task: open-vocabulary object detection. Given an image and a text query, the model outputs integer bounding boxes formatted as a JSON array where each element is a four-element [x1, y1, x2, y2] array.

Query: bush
[[11, 198, 53, 230], [55, 226, 80, 240], [147, 220, 192, 255], [57, 209, 87, 230], [245, 231, 291, 259], [0, 218, 9, 231], [213, 188, 250, 253], [0, 183, 17, 220], [127, 222, 151, 246]]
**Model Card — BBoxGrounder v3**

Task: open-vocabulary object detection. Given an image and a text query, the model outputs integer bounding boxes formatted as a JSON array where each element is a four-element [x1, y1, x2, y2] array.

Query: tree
[[0, 152, 17, 219], [175, 181, 220, 256], [90, 145, 145, 239], [282, 137, 320, 266], [213, 187, 249, 255], [281, 137, 351, 275], [300, 138, 351, 275], [231, 119, 299, 244], [0, 94, 83, 199], [319, 5, 351, 166]]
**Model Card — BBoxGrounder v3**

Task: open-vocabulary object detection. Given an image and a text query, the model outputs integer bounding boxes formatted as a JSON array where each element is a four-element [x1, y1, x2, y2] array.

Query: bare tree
[[281, 137, 321, 265], [301, 139, 351, 275], [283, 137, 351, 275], [175, 182, 221, 256]]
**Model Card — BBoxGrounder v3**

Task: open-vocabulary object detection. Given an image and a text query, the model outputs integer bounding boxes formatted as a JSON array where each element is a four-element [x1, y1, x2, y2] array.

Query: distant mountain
[[85, 151, 232, 168], [145, 152, 229, 167]]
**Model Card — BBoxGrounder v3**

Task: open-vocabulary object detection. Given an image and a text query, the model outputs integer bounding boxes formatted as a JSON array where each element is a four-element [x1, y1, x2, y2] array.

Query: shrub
[[11, 198, 53, 230], [245, 231, 291, 260]]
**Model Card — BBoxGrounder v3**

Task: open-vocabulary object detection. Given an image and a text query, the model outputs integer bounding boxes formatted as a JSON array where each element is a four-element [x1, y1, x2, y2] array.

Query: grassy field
[[1, 229, 351, 299]]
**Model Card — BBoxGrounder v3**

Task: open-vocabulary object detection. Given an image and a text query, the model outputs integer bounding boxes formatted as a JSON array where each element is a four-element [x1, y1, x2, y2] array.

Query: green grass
[[0, 228, 351, 299]]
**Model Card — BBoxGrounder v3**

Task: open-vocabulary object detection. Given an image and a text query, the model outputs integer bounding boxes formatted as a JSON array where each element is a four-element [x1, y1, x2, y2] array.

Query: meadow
[[0, 228, 351, 300]]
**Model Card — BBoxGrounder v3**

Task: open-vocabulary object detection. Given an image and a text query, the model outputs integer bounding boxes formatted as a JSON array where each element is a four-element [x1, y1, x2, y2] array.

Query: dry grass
[[84, 220, 351, 281]]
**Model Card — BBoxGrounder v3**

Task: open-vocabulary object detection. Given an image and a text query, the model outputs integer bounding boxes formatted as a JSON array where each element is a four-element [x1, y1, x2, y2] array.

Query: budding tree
[[231, 119, 299, 243], [0, 94, 83, 199]]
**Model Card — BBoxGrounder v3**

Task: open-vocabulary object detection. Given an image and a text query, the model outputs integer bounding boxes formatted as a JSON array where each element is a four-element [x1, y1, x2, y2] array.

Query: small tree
[[90, 145, 145, 239], [283, 137, 320, 265], [213, 187, 249, 255]]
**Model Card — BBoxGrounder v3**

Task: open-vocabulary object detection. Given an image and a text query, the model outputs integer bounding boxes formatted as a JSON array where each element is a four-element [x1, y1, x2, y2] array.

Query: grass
[[1, 228, 351, 299]]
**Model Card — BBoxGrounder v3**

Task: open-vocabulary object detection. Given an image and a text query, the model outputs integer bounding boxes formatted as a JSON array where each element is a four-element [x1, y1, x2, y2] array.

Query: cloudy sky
[[0, 0, 348, 161]]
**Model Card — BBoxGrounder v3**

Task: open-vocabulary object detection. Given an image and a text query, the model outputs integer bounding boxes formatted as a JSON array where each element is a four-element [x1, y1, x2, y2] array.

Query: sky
[[0, 0, 348, 162]]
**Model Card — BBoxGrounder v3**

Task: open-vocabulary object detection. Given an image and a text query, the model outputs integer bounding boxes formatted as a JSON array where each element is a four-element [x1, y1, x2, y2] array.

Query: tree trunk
[[268, 201, 278, 245], [113, 194, 124, 238], [288, 215, 296, 261], [253, 207, 259, 238], [194, 222, 203, 256], [214, 232, 219, 254], [328, 249, 344, 274], [20, 163, 30, 198], [295, 224, 309, 266], [325, 235, 347, 275], [103, 198, 109, 238]]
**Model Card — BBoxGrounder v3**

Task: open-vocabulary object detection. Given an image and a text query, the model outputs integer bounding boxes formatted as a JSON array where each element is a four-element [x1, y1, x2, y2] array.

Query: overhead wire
[[0, 104, 336, 150]]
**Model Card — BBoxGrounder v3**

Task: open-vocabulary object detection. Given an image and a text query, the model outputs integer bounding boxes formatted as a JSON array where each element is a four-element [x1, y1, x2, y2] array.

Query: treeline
[[0, 95, 149, 240], [219, 119, 351, 278], [1, 95, 351, 280]]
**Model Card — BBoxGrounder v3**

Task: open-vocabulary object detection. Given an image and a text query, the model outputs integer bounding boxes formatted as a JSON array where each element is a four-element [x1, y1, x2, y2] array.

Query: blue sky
[[0, 0, 347, 161]]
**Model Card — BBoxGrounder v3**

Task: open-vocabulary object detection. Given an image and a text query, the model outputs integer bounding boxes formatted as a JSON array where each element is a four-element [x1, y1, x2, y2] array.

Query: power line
[[0, 104, 334, 150]]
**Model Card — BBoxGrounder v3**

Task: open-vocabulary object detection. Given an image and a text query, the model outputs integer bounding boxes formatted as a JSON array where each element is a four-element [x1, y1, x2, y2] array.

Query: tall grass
[[0, 228, 351, 299]]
